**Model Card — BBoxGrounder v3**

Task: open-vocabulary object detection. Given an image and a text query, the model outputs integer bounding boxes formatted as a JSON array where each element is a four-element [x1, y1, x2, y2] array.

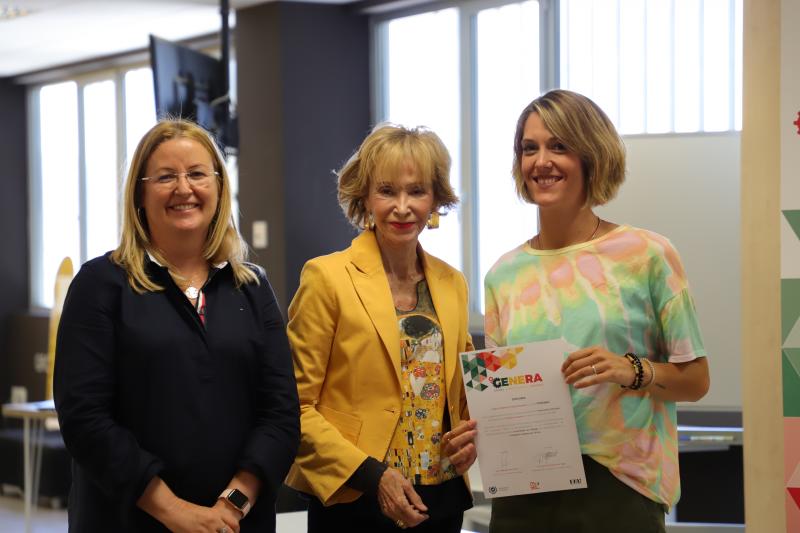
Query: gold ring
[[396, 519, 406, 528]]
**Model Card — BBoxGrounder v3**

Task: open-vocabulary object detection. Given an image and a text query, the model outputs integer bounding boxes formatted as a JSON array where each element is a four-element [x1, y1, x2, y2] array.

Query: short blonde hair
[[111, 118, 257, 293], [337, 123, 458, 229], [512, 90, 626, 206]]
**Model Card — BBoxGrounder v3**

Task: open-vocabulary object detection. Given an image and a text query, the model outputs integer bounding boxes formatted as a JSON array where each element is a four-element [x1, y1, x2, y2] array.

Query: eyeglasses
[[140, 169, 219, 188]]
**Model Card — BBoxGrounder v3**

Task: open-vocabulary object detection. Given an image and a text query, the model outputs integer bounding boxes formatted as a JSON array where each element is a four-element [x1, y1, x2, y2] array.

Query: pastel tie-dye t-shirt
[[483, 225, 706, 508]]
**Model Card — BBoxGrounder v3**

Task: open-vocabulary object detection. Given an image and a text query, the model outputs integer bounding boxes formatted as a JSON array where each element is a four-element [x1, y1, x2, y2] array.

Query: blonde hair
[[337, 123, 458, 229], [111, 118, 257, 293], [512, 90, 626, 206]]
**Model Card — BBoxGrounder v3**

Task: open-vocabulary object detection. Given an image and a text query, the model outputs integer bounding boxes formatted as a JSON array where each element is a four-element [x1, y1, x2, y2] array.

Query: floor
[[0, 498, 312, 533], [0, 497, 309, 533], [0, 495, 67, 533]]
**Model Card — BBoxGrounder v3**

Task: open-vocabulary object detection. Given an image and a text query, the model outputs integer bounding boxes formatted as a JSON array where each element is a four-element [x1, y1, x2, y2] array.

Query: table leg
[[32, 419, 44, 511], [22, 417, 32, 533]]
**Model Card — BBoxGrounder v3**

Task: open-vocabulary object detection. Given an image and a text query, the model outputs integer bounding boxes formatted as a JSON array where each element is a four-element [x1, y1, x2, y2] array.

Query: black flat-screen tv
[[149, 34, 237, 150]]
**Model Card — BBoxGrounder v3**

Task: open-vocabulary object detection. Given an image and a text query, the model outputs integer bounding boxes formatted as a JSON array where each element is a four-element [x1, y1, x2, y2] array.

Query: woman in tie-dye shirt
[[484, 90, 709, 533]]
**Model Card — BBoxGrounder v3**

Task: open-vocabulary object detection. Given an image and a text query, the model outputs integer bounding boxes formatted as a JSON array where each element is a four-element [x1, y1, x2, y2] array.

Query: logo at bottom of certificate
[[529, 481, 540, 491], [488, 486, 498, 495]]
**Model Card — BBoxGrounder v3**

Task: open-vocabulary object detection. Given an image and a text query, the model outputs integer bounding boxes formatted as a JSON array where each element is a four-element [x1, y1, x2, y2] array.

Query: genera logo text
[[490, 373, 543, 388]]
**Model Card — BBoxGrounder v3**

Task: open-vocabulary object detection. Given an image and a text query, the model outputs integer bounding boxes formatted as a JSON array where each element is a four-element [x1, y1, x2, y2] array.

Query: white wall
[[597, 132, 742, 411]]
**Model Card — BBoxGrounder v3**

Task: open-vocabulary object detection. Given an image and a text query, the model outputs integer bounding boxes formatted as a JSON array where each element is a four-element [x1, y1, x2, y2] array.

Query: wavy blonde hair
[[512, 90, 626, 207], [111, 118, 257, 293], [337, 123, 459, 229]]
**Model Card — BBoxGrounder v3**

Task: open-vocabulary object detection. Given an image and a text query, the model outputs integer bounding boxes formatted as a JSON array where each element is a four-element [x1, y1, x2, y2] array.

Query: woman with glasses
[[483, 90, 710, 532], [285, 124, 477, 532], [54, 118, 300, 533]]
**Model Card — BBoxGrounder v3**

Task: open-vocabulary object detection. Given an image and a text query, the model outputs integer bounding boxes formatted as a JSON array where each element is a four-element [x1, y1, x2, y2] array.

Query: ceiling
[[0, 0, 344, 78]]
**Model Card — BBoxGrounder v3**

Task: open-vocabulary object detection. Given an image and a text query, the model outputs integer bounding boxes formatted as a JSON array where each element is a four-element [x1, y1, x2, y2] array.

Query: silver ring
[[217, 528, 228, 533], [591, 364, 598, 375]]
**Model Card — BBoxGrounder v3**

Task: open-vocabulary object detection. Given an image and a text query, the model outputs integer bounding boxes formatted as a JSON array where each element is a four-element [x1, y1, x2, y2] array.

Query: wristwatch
[[219, 488, 251, 518]]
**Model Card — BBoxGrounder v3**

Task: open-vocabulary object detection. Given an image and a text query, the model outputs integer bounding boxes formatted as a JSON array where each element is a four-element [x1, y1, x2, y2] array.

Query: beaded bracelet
[[622, 352, 644, 390], [633, 354, 645, 389]]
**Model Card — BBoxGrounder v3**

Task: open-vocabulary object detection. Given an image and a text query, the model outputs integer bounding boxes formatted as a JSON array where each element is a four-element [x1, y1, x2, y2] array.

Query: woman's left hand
[[442, 419, 478, 475], [561, 346, 636, 389]]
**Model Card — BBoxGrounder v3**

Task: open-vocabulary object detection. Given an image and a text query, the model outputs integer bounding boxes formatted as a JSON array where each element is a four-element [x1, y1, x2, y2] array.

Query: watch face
[[227, 489, 249, 509]]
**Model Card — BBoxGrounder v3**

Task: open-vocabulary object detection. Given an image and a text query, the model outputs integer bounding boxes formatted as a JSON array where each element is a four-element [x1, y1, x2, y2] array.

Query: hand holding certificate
[[459, 339, 587, 498]]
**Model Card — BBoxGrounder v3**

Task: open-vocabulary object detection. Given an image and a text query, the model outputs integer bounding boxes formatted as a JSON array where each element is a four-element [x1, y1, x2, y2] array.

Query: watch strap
[[219, 488, 251, 518]]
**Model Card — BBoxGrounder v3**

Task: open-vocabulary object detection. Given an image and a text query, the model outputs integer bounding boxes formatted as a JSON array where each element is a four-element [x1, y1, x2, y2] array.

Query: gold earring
[[366, 212, 375, 230], [426, 211, 440, 229]]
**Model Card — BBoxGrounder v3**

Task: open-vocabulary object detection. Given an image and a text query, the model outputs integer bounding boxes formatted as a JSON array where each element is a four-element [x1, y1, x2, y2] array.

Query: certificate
[[459, 339, 587, 498]]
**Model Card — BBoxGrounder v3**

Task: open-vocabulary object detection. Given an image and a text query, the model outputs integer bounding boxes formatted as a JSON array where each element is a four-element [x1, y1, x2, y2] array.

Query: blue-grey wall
[[237, 2, 369, 310]]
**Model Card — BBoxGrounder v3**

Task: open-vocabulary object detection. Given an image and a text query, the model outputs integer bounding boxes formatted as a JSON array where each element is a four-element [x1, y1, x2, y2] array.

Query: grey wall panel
[[0, 78, 29, 407], [279, 3, 369, 302], [237, 2, 370, 310]]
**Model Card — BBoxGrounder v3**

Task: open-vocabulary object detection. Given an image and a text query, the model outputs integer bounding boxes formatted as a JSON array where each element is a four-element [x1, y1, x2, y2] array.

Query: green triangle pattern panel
[[783, 280, 800, 344], [784, 349, 800, 417], [787, 349, 800, 379], [784, 210, 800, 241], [786, 316, 800, 349]]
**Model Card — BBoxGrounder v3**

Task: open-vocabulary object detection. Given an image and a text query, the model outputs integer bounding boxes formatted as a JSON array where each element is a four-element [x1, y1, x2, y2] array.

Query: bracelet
[[642, 357, 656, 388], [631, 353, 643, 389], [621, 352, 644, 390]]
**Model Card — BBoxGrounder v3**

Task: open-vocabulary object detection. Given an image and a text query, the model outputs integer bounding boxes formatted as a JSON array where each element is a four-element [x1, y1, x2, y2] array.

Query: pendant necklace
[[178, 271, 206, 300], [168, 261, 207, 300], [184, 284, 200, 300], [533, 215, 602, 250]]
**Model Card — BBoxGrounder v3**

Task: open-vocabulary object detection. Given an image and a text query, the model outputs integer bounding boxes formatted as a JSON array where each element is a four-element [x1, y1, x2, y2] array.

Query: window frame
[[370, 0, 741, 330], [24, 36, 223, 309], [370, 0, 555, 329], [27, 65, 134, 308]]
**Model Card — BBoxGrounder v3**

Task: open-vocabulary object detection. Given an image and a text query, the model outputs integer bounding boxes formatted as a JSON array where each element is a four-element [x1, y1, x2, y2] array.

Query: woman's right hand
[[160, 499, 240, 533], [376, 468, 429, 529], [139, 477, 240, 533]]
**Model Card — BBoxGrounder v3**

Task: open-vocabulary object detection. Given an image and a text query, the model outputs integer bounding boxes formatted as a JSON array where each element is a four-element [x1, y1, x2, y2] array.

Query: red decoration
[[789, 486, 800, 509], [794, 111, 800, 135]]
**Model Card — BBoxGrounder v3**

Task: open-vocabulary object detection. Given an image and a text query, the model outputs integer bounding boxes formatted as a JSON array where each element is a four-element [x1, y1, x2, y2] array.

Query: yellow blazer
[[285, 230, 473, 506]]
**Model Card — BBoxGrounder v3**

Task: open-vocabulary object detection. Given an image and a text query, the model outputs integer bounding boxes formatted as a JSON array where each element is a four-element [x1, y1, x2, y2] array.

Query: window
[[375, 9, 462, 271], [36, 81, 81, 309], [475, 2, 541, 311], [29, 66, 157, 308], [560, 0, 743, 133], [124, 68, 156, 168], [29, 42, 236, 309], [374, 0, 742, 322], [83, 79, 119, 261], [374, 1, 544, 317]]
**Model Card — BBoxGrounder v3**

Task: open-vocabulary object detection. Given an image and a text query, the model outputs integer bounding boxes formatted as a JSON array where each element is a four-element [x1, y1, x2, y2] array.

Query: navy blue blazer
[[54, 253, 300, 532]]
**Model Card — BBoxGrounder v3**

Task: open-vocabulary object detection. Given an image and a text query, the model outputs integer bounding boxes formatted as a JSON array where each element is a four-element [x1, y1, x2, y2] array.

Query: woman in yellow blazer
[[286, 124, 477, 532]]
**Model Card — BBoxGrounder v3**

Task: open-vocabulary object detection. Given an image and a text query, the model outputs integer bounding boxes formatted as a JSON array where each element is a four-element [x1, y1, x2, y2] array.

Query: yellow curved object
[[46, 257, 74, 400]]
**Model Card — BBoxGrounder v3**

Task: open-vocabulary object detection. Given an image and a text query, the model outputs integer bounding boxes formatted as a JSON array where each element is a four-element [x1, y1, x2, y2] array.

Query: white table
[[2, 400, 57, 533]]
